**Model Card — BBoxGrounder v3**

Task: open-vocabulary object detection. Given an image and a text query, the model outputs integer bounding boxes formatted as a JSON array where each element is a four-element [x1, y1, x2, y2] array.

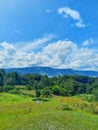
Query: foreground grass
[[0, 93, 98, 130]]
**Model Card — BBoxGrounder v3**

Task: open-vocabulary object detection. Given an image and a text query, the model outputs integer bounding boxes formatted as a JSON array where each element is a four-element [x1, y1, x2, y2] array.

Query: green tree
[[41, 87, 52, 97], [0, 69, 5, 86], [93, 88, 98, 101]]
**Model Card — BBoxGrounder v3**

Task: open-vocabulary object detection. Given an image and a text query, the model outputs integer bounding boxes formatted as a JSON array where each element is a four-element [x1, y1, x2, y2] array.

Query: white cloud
[[82, 38, 94, 46], [58, 7, 80, 20], [57, 7, 85, 28], [46, 9, 51, 13], [19, 35, 52, 52], [0, 42, 16, 51], [0, 38, 98, 71], [75, 21, 85, 28], [40, 40, 97, 70]]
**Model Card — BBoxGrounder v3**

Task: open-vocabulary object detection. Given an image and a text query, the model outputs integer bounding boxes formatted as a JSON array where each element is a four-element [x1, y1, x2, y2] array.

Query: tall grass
[[0, 93, 98, 130]]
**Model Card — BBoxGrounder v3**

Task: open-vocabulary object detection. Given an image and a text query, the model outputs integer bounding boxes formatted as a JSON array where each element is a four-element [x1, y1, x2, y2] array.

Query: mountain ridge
[[4, 66, 98, 77]]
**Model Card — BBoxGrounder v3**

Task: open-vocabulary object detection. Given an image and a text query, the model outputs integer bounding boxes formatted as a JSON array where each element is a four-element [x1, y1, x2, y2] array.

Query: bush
[[90, 104, 98, 114], [9, 88, 20, 94], [0, 86, 3, 92], [77, 94, 94, 102], [93, 88, 98, 101], [35, 89, 41, 98], [41, 87, 52, 98], [52, 86, 62, 95], [3, 85, 15, 92]]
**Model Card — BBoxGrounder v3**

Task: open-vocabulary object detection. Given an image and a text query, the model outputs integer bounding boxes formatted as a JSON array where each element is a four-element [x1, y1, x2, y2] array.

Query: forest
[[0, 69, 98, 100]]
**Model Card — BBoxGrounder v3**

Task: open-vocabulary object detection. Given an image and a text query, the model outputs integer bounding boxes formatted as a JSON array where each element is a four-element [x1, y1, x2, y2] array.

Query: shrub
[[90, 103, 98, 114], [9, 88, 20, 94], [93, 88, 98, 101], [3, 85, 15, 92], [0, 86, 3, 92], [35, 89, 41, 98], [41, 87, 52, 98]]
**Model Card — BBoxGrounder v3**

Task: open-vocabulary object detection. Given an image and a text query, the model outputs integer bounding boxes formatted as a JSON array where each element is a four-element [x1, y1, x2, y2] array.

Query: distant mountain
[[4, 66, 98, 77]]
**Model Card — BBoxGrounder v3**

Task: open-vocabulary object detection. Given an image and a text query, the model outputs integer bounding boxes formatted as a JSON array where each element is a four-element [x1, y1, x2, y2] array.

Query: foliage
[[76, 94, 94, 102], [0, 69, 98, 100], [3, 85, 15, 92], [41, 87, 52, 97], [93, 88, 98, 101]]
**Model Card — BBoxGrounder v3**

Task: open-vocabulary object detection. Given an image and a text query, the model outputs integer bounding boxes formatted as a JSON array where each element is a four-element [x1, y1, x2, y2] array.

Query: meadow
[[0, 92, 98, 130]]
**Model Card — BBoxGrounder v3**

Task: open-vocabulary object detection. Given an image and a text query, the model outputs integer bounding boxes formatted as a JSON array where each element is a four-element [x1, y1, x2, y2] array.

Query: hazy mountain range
[[4, 66, 98, 77]]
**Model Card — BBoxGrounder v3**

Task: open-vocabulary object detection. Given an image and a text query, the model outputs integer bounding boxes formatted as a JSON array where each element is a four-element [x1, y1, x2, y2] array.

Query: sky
[[0, 0, 98, 70]]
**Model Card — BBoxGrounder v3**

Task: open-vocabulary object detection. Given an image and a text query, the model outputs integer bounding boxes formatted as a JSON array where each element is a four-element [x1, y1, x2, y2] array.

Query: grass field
[[0, 93, 98, 130]]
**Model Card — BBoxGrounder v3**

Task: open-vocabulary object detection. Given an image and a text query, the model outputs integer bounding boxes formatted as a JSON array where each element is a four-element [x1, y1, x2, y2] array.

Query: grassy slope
[[0, 93, 98, 130]]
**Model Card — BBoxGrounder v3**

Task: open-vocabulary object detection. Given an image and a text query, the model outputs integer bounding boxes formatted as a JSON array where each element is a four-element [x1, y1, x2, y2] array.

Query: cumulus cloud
[[40, 40, 98, 70], [0, 42, 16, 51], [82, 38, 94, 46], [0, 38, 98, 71], [57, 7, 85, 28]]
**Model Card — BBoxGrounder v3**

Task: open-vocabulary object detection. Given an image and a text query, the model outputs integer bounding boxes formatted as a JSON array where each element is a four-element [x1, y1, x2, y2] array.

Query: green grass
[[0, 93, 98, 130]]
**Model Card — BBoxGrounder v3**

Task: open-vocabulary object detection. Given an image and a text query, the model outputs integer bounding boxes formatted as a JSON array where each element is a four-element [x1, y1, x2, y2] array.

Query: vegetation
[[0, 69, 98, 101], [0, 93, 98, 130], [1, 69, 98, 129]]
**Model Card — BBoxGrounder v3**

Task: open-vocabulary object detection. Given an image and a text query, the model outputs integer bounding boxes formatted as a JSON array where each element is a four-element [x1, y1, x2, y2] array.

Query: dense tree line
[[0, 69, 98, 99]]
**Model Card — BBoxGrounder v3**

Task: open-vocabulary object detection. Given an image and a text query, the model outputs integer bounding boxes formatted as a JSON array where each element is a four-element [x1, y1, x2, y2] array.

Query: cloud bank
[[0, 36, 98, 71]]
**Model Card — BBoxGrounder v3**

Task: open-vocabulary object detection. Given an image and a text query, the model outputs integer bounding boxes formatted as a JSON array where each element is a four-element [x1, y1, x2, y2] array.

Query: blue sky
[[0, 0, 98, 70]]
